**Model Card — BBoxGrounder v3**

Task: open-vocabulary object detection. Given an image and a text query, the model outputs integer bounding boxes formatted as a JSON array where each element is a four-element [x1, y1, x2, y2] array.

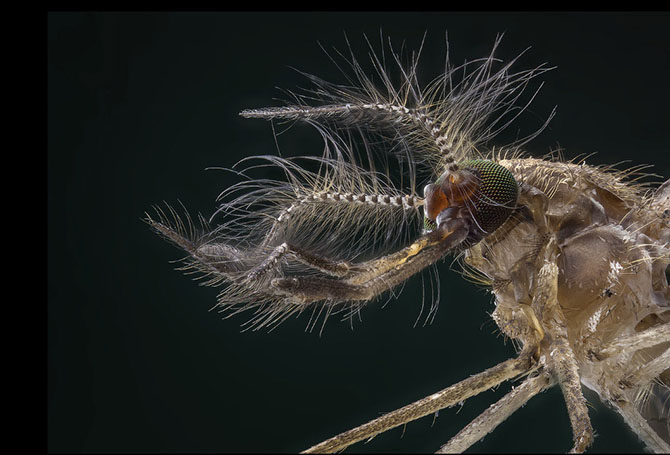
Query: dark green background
[[48, 12, 670, 453]]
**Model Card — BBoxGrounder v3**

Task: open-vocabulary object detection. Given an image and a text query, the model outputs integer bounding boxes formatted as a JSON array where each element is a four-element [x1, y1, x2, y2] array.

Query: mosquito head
[[423, 160, 519, 240]]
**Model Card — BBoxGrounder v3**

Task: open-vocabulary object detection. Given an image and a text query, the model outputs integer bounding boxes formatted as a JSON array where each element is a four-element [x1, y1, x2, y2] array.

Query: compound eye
[[423, 183, 448, 221], [458, 160, 519, 235]]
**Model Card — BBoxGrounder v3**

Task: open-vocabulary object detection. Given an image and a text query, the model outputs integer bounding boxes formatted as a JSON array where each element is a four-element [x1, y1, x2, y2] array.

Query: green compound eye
[[460, 160, 519, 235], [423, 217, 437, 232], [423, 159, 519, 238]]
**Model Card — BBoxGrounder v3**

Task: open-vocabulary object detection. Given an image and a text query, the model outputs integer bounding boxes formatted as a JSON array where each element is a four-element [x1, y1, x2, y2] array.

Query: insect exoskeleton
[[423, 160, 519, 242], [148, 33, 669, 453]]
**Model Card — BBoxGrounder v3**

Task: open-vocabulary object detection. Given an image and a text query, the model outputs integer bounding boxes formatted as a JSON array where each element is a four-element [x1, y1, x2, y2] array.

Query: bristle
[[244, 33, 553, 184], [150, 34, 556, 331]]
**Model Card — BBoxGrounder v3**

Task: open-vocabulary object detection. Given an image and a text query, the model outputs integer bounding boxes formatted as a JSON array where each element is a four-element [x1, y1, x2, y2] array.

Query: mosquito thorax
[[423, 160, 519, 239]]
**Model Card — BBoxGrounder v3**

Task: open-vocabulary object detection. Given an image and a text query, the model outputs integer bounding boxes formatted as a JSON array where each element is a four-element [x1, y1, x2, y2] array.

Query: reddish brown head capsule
[[424, 169, 480, 221], [424, 160, 519, 237]]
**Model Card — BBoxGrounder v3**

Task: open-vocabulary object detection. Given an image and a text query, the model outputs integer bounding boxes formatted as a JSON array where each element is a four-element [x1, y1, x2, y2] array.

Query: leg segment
[[620, 347, 670, 389], [615, 400, 670, 453], [532, 259, 594, 453], [301, 352, 536, 454], [436, 371, 554, 453], [594, 323, 670, 360], [551, 334, 594, 453]]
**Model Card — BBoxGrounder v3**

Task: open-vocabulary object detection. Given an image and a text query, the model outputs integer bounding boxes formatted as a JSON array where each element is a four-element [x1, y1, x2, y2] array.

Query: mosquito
[[146, 33, 669, 453]]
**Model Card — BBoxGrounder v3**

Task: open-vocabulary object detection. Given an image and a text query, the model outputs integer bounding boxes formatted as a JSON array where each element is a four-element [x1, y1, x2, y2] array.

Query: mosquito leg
[[436, 371, 554, 453], [594, 322, 670, 360], [533, 259, 594, 453], [301, 351, 536, 454], [620, 347, 670, 389], [615, 350, 670, 450], [551, 334, 594, 453], [247, 242, 352, 281], [615, 400, 670, 453]]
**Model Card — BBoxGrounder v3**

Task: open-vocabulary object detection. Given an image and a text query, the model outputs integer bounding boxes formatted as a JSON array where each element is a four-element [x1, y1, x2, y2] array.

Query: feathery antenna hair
[[241, 32, 555, 180], [149, 32, 556, 331]]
